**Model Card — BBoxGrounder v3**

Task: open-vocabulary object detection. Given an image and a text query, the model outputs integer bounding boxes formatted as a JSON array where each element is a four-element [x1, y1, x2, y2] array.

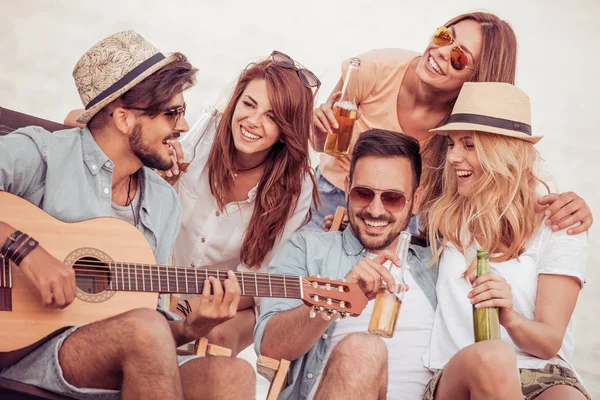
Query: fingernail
[[166, 171, 172, 177], [390, 284, 397, 292], [545, 210, 551, 216], [552, 225, 559, 232], [545, 219, 551, 225], [467, 293, 472, 298], [174, 169, 179, 175], [474, 303, 481, 308], [567, 229, 573, 235]]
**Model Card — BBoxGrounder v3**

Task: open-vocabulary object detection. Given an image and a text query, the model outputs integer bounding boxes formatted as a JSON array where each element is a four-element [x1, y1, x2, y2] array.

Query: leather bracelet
[[13, 237, 39, 266], [1, 230, 23, 258], [5, 233, 30, 261]]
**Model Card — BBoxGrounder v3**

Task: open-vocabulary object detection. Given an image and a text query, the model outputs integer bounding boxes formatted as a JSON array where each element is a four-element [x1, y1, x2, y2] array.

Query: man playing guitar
[[0, 31, 255, 400]]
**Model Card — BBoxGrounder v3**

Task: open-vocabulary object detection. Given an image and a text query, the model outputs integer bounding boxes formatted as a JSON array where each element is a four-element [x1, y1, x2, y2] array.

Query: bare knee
[[329, 333, 388, 374], [118, 308, 175, 353], [463, 341, 517, 386]]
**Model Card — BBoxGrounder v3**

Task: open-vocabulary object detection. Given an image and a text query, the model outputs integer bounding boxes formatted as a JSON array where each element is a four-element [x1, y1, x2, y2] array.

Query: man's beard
[[129, 123, 173, 171], [349, 205, 413, 252]]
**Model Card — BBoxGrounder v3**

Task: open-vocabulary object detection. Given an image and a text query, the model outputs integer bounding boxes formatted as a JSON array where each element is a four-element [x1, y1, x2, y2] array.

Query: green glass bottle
[[473, 250, 501, 342]]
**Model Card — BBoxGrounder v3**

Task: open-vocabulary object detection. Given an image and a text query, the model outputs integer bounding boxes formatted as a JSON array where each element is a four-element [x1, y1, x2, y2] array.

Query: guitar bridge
[[0, 256, 12, 311]]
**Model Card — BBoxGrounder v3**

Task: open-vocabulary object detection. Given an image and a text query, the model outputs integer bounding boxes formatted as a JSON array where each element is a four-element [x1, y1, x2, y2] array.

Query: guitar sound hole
[[73, 257, 110, 294]]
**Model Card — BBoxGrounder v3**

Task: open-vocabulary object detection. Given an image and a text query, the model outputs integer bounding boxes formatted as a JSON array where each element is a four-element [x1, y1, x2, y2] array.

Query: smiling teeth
[[364, 220, 389, 227], [457, 170, 473, 177], [428, 56, 443, 75], [241, 127, 260, 140]]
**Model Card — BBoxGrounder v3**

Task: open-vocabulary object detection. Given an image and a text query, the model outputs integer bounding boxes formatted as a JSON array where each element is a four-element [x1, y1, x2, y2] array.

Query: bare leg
[[314, 333, 388, 400], [180, 356, 256, 400], [535, 385, 587, 400], [59, 308, 182, 400], [205, 308, 255, 356], [434, 340, 522, 400]]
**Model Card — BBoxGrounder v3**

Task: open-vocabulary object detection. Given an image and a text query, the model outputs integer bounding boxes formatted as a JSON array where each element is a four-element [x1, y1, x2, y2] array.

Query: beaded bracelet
[[0, 230, 23, 258], [12, 237, 39, 266]]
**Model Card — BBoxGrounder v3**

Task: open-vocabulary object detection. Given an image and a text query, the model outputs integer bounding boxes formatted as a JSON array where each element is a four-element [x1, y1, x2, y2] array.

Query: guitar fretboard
[[102, 262, 303, 298]]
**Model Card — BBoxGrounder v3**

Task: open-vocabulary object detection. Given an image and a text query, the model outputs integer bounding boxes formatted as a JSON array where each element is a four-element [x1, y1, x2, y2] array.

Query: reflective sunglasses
[[126, 103, 187, 128], [349, 186, 409, 213], [270, 50, 321, 89], [432, 26, 475, 71]]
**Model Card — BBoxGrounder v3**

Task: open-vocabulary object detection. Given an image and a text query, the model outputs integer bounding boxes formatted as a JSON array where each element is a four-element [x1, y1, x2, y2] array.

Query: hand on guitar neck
[[0, 221, 77, 309], [175, 272, 242, 345]]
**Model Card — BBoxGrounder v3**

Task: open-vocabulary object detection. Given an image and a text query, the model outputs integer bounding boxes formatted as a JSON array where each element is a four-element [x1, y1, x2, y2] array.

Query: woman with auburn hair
[[169, 52, 320, 355], [314, 11, 592, 236], [63, 51, 320, 354], [423, 82, 590, 399]]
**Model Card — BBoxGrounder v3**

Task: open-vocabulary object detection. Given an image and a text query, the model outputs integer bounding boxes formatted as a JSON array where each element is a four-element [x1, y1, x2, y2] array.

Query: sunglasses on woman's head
[[349, 186, 409, 213], [432, 26, 475, 72], [270, 50, 321, 89]]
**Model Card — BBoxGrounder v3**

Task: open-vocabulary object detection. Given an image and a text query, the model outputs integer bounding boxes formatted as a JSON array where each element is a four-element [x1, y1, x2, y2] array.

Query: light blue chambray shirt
[[254, 228, 438, 400], [0, 126, 181, 266]]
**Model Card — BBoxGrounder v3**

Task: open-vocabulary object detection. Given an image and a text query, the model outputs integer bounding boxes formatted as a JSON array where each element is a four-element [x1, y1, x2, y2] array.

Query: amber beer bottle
[[324, 57, 360, 158], [368, 231, 411, 338], [473, 250, 501, 342]]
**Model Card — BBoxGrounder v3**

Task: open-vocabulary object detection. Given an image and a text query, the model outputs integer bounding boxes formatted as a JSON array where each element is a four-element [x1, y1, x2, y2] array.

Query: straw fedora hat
[[430, 82, 542, 144], [73, 30, 177, 125]]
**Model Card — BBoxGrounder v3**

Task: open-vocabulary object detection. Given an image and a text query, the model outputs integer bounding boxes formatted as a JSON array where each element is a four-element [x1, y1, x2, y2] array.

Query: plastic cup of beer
[[324, 101, 358, 158]]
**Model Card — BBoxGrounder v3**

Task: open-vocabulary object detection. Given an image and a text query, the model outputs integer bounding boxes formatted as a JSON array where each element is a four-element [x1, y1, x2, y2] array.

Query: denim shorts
[[0, 326, 200, 400]]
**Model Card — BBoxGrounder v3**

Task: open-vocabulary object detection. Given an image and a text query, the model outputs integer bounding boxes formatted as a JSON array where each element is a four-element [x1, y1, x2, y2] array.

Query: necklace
[[126, 174, 139, 226], [233, 158, 267, 178]]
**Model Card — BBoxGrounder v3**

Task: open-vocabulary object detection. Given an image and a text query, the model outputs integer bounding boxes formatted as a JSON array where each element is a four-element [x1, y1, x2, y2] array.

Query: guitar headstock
[[301, 276, 368, 319]]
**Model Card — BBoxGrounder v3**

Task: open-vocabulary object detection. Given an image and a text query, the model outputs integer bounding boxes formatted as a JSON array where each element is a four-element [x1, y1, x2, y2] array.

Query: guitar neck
[[104, 262, 303, 299]]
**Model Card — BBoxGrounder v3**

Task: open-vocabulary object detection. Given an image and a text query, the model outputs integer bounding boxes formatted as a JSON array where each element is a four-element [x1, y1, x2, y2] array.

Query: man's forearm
[[260, 304, 334, 361], [169, 319, 213, 347]]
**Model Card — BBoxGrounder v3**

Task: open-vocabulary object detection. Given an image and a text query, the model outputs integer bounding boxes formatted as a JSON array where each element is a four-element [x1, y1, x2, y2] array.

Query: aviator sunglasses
[[349, 186, 409, 213], [123, 103, 187, 128], [432, 26, 475, 72], [270, 50, 321, 89]]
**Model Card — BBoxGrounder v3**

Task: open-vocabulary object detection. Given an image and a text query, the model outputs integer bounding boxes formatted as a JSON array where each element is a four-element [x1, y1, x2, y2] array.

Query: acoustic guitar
[[0, 191, 368, 368]]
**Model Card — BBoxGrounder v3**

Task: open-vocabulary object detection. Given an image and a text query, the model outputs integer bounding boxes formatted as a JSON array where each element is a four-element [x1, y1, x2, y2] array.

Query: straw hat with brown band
[[73, 30, 177, 125], [430, 82, 543, 144]]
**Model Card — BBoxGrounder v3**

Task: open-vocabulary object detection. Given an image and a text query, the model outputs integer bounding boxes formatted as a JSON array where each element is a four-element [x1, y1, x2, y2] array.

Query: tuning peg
[[320, 312, 332, 321], [341, 312, 349, 319], [326, 298, 332, 305], [339, 301, 346, 309], [313, 295, 319, 302], [338, 285, 344, 292], [325, 283, 331, 291], [309, 307, 317, 319]]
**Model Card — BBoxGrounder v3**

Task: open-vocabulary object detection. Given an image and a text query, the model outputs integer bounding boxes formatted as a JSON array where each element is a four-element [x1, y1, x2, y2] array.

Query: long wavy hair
[[427, 132, 549, 275], [206, 59, 319, 269], [419, 12, 518, 234]]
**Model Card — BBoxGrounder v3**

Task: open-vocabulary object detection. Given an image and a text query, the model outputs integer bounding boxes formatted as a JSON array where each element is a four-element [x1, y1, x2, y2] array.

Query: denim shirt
[[254, 228, 438, 400], [0, 126, 181, 266]]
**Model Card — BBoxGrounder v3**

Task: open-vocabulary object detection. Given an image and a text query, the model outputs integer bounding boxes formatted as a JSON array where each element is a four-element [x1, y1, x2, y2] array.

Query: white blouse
[[172, 110, 314, 275], [424, 221, 588, 371]]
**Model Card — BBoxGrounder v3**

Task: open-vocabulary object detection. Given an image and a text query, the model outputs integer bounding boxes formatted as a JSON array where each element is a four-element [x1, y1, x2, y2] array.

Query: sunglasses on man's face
[[349, 186, 409, 213], [431, 26, 475, 72], [126, 103, 187, 128], [270, 50, 321, 89]]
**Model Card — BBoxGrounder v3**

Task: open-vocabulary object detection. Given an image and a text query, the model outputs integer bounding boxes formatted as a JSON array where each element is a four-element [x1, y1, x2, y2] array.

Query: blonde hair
[[419, 12, 518, 236], [427, 132, 549, 274]]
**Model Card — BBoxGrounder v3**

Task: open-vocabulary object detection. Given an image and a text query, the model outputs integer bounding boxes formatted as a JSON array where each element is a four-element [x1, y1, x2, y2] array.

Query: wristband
[[1, 230, 23, 258], [13, 237, 39, 266], [5, 233, 30, 260]]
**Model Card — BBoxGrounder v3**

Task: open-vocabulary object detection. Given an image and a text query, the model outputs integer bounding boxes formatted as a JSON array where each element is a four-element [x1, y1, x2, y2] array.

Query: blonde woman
[[423, 82, 589, 399]]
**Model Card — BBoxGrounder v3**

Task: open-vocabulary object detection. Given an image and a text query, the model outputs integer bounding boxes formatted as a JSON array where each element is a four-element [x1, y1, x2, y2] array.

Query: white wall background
[[1, 0, 598, 397]]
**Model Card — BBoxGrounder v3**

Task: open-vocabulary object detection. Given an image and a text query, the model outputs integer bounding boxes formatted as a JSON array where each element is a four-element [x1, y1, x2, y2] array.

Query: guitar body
[[0, 192, 158, 366]]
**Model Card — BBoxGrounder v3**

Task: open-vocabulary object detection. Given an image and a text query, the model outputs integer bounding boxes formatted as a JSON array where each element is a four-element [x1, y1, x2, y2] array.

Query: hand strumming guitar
[[18, 245, 77, 309], [181, 270, 241, 341]]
